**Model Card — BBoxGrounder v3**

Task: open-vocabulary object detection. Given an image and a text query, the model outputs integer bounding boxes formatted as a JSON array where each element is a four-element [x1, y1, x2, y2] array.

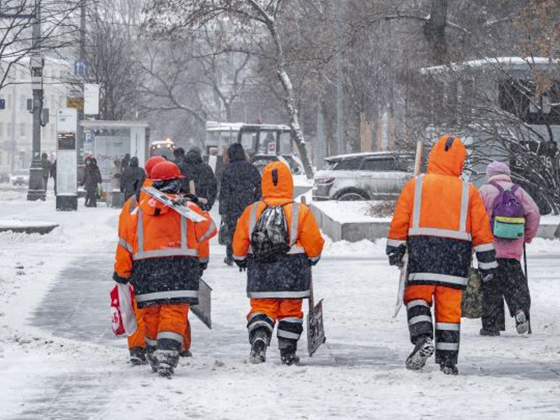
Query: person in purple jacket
[[478, 161, 541, 336]]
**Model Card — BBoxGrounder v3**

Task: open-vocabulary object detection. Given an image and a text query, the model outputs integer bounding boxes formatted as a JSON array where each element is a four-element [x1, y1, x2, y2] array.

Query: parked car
[[312, 152, 417, 201], [11, 169, 30, 186], [0, 172, 10, 183]]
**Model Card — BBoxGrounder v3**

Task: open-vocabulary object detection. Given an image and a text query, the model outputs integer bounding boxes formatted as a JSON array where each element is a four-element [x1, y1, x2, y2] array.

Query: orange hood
[[427, 135, 466, 177], [261, 161, 293, 205]]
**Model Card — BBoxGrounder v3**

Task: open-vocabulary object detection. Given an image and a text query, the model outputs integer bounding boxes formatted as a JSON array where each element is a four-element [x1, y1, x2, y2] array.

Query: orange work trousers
[[182, 318, 191, 352], [404, 284, 462, 365], [127, 296, 146, 350], [248, 298, 303, 322], [144, 304, 189, 351]]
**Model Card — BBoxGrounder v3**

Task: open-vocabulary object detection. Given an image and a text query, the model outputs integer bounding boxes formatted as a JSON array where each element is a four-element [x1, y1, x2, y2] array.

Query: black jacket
[[219, 143, 262, 222], [121, 157, 146, 201], [83, 158, 102, 190], [178, 148, 218, 211]]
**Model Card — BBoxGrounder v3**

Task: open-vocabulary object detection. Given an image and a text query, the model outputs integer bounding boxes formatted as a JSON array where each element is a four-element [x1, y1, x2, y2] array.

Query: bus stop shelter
[[80, 120, 150, 195]]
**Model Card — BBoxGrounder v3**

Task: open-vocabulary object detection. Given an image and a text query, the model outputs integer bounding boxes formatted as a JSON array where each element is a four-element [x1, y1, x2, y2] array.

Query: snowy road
[[1, 189, 559, 419]]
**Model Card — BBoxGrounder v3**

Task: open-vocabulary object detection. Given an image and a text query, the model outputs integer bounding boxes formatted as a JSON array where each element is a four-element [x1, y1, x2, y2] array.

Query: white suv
[[312, 152, 415, 201]]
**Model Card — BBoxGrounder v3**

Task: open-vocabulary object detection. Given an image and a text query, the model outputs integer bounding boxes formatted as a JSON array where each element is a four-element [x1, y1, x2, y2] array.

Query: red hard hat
[[150, 161, 184, 181], [145, 156, 166, 178]]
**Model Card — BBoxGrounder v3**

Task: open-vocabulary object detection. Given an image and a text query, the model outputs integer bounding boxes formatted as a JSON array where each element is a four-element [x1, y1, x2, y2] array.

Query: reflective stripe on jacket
[[387, 135, 497, 289], [233, 161, 324, 298], [114, 191, 217, 307]]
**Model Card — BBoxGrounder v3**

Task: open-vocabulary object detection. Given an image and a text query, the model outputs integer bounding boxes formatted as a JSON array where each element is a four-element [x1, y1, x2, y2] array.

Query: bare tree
[[0, 0, 85, 90], [144, 0, 316, 178]]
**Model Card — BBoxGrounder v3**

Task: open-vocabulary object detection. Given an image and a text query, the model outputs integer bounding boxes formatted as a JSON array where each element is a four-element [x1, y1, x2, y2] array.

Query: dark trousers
[[43, 177, 49, 192], [85, 188, 97, 207], [481, 259, 530, 332]]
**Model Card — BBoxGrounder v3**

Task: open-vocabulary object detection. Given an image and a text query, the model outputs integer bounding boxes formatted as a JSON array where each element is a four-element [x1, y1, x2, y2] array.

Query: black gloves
[[199, 262, 208, 271], [234, 258, 247, 271], [387, 244, 406, 266], [308, 258, 320, 266], [184, 193, 199, 204], [113, 272, 129, 285]]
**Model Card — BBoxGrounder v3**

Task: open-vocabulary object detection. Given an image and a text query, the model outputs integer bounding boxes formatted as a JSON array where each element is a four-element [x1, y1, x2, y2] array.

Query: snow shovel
[[191, 278, 213, 329], [142, 186, 206, 222], [299, 195, 326, 356], [393, 139, 423, 318], [307, 274, 326, 357]]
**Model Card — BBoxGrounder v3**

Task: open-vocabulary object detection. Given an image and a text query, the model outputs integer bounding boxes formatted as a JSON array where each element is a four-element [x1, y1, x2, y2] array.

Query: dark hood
[[130, 157, 139, 168], [228, 143, 246, 162], [185, 147, 203, 164]]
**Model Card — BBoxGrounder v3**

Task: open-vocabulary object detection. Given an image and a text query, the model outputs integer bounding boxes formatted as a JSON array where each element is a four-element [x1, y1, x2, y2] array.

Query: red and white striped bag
[[110, 284, 137, 336]]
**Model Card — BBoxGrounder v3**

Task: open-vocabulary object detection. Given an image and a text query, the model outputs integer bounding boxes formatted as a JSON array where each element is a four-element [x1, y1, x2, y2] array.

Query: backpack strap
[[489, 181, 504, 193], [511, 184, 520, 194], [290, 202, 300, 247], [248, 202, 262, 238]]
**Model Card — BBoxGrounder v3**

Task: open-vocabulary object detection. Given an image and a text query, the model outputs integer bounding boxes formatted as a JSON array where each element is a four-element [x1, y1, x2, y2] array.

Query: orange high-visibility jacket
[[118, 179, 153, 243], [233, 162, 324, 298], [387, 135, 497, 289], [114, 193, 216, 307]]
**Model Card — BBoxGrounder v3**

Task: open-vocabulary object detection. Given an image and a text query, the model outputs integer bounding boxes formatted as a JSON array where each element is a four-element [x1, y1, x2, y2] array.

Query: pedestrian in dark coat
[[219, 143, 261, 265], [173, 147, 186, 166], [50, 160, 57, 195], [41, 153, 52, 192], [83, 156, 102, 207], [478, 161, 540, 336], [178, 147, 218, 211], [120, 156, 147, 201]]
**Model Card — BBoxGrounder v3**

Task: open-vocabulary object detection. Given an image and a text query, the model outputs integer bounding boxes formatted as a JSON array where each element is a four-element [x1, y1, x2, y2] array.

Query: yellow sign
[[66, 97, 84, 111]]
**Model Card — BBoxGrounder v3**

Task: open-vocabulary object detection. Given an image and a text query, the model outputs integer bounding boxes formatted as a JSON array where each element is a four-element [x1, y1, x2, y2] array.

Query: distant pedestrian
[[178, 147, 217, 211], [50, 160, 57, 195], [173, 147, 186, 166], [121, 154, 131, 174], [478, 161, 540, 336], [83, 156, 102, 207], [41, 152, 52, 192], [219, 143, 261, 266], [120, 157, 146, 201], [110, 160, 122, 192]]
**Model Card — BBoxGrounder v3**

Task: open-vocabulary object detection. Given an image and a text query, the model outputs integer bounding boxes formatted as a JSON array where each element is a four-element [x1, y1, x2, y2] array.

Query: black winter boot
[[249, 328, 270, 364], [440, 363, 459, 375], [279, 338, 300, 365], [156, 349, 180, 378], [405, 336, 434, 370], [129, 347, 147, 366], [145, 345, 158, 373]]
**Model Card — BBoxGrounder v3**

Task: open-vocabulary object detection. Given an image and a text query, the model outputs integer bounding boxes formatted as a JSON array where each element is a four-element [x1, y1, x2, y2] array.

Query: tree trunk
[[424, 0, 448, 64], [268, 22, 314, 179]]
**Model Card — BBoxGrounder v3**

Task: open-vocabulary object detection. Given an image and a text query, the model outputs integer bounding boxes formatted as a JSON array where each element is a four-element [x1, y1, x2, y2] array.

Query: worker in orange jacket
[[114, 161, 216, 377], [233, 162, 324, 365], [387, 135, 497, 375], [118, 155, 164, 365]]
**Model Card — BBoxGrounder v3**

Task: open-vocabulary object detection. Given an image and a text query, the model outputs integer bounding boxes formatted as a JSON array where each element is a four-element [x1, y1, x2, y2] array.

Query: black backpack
[[251, 205, 290, 262]]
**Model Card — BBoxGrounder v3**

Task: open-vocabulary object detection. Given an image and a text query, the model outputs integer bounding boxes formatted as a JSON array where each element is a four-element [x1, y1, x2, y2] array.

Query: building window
[[20, 95, 25, 111], [20, 122, 26, 137]]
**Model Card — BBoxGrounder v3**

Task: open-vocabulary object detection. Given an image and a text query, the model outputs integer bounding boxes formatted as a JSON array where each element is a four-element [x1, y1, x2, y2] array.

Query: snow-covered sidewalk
[[0, 188, 559, 419]]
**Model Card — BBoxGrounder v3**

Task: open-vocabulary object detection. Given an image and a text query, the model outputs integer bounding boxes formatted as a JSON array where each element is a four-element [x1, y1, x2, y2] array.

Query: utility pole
[[77, 0, 86, 163], [335, 0, 344, 155], [27, 0, 45, 201]]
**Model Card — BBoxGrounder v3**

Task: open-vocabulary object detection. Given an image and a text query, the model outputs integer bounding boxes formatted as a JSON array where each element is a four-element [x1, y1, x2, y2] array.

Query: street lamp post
[[27, 1, 45, 201]]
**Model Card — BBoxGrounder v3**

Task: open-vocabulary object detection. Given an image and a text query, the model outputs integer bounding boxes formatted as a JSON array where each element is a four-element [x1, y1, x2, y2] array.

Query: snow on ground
[[0, 186, 560, 419]]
